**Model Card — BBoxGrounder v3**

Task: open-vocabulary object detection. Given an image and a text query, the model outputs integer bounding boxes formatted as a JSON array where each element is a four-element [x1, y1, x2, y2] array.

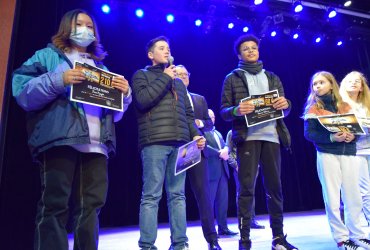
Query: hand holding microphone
[[164, 55, 176, 79]]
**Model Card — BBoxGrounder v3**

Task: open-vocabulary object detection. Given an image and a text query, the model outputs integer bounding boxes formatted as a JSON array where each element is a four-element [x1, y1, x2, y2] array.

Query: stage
[[68, 210, 370, 250]]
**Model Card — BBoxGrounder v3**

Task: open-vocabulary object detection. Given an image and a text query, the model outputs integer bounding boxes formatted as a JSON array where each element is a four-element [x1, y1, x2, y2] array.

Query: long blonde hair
[[339, 71, 370, 116], [302, 71, 344, 116]]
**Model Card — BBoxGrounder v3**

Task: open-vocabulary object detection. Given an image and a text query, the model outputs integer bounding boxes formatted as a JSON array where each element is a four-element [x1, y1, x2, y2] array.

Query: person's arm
[[220, 75, 239, 122], [197, 95, 213, 132], [304, 118, 333, 144], [273, 74, 291, 117], [12, 48, 68, 111], [131, 69, 172, 111]]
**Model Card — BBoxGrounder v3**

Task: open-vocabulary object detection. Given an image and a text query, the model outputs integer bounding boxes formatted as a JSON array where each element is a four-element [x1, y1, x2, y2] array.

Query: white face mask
[[70, 26, 96, 47]]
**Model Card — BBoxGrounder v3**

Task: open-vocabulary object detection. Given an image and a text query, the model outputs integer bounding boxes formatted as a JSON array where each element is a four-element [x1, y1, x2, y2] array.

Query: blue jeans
[[139, 145, 188, 250]]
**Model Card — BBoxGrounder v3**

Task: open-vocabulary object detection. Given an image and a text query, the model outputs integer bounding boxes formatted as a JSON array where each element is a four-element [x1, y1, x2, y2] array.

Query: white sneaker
[[356, 239, 370, 250], [337, 240, 365, 250]]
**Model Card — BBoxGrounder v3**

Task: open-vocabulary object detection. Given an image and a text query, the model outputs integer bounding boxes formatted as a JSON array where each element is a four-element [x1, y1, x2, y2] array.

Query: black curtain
[[1, 0, 370, 249]]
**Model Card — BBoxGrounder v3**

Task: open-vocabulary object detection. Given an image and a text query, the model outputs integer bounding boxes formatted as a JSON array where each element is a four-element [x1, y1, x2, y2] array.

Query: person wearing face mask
[[12, 9, 132, 250]]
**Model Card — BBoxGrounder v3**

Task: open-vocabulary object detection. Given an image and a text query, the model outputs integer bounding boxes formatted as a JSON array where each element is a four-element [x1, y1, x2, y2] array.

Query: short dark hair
[[234, 34, 260, 55], [146, 36, 170, 53]]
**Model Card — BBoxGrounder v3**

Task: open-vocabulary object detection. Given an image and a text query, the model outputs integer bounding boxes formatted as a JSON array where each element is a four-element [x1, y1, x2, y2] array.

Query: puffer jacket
[[12, 43, 131, 159], [220, 68, 291, 149], [131, 64, 200, 149]]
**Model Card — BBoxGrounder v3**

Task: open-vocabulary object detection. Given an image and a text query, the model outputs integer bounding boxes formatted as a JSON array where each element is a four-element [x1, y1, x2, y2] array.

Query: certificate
[[241, 89, 284, 127], [317, 113, 365, 135], [70, 61, 123, 111], [174, 138, 202, 176]]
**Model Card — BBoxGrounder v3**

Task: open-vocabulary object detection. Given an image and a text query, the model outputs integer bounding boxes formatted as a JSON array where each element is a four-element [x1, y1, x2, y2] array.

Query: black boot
[[239, 238, 251, 250]]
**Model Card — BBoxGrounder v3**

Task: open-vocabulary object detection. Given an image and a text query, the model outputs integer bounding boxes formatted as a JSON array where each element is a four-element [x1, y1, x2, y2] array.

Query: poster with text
[[175, 139, 202, 176], [70, 61, 123, 111], [317, 113, 365, 135]]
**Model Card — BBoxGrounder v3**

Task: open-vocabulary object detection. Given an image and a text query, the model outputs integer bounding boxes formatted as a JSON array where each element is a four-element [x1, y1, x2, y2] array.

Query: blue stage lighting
[[254, 0, 263, 5], [135, 8, 144, 18], [195, 19, 202, 26], [328, 8, 337, 18], [337, 41, 343, 46], [293, 33, 299, 39], [101, 4, 111, 14], [243, 26, 249, 33], [166, 14, 175, 23], [271, 31, 277, 37], [344, 1, 352, 7], [228, 23, 234, 29], [293, 1, 303, 13], [315, 37, 321, 43]]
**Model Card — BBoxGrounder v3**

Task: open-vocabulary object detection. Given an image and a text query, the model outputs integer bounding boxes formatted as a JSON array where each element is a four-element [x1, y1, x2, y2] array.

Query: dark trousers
[[209, 167, 229, 230], [187, 155, 218, 242], [237, 140, 284, 239], [34, 146, 108, 250]]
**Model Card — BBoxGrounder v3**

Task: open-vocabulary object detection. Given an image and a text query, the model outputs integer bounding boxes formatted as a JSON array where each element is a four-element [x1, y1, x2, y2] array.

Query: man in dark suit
[[204, 109, 238, 237], [176, 65, 222, 250]]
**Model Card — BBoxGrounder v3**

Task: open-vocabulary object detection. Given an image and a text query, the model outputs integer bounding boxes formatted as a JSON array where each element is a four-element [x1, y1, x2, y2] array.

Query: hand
[[272, 96, 289, 110], [63, 69, 86, 85], [195, 119, 201, 127], [331, 132, 347, 142], [219, 147, 229, 160], [164, 65, 176, 79], [193, 136, 206, 150], [112, 75, 129, 95], [344, 132, 355, 143], [236, 100, 255, 116]]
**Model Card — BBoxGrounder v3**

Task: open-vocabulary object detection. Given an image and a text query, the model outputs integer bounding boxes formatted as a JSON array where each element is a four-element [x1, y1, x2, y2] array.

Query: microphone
[[168, 55, 174, 66]]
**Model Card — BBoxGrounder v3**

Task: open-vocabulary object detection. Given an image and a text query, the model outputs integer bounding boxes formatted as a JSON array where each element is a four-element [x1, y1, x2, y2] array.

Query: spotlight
[[293, 1, 303, 13], [254, 0, 263, 5], [337, 40, 343, 46], [228, 23, 234, 29], [293, 33, 299, 39], [271, 31, 277, 37], [135, 8, 144, 18], [243, 26, 249, 33], [344, 1, 352, 7], [315, 37, 321, 43], [101, 4, 111, 14], [195, 19, 202, 27], [328, 8, 337, 18], [166, 14, 175, 23]]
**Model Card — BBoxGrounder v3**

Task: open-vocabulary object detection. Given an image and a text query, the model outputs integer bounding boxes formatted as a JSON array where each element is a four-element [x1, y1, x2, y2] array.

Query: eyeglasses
[[177, 72, 190, 78], [241, 46, 258, 52]]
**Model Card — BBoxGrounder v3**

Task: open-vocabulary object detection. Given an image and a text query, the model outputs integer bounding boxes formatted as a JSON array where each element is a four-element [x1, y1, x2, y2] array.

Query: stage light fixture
[[243, 26, 249, 33], [293, 1, 303, 13], [315, 37, 321, 43], [254, 0, 263, 5], [328, 8, 337, 18], [195, 19, 202, 26], [135, 8, 144, 18], [228, 23, 234, 29], [337, 40, 343, 46], [101, 4, 111, 14], [271, 31, 277, 37], [166, 14, 175, 23], [293, 33, 299, 39], [344, 1, 352, 7]]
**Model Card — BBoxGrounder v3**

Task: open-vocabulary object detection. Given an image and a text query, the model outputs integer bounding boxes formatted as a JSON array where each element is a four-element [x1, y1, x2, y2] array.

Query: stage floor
[[68, 210, 370, 250]]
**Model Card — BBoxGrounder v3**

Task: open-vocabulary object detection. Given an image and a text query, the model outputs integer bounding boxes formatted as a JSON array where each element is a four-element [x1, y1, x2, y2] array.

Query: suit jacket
[[189, 92, 213, 158], [204, 128, 230, 181], [189, 92, 213, 135]]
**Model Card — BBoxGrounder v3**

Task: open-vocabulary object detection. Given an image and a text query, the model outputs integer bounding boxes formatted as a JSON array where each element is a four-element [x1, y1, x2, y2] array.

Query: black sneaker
[[239, 238, 252, 250], [337, 240, 365, 250], [272, 235, 298, 250], [356, 239, 370, 249]]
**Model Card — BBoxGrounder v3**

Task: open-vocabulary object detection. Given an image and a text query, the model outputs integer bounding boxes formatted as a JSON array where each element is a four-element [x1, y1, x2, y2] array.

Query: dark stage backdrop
[[1, 0, 370, 249]]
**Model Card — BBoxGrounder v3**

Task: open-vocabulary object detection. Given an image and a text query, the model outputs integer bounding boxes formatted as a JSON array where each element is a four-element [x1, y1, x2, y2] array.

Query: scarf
[[237, 60, 263, 75]]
